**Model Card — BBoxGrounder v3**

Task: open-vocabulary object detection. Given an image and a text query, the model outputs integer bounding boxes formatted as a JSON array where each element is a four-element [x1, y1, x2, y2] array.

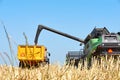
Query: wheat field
[[0, 57, 120, 80]]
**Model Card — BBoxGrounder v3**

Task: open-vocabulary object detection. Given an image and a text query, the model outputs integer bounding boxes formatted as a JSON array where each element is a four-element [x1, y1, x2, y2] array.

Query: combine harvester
[[17, 25, 120, 67]]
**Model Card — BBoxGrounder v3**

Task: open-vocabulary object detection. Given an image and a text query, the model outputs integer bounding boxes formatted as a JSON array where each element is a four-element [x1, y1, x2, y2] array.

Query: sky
[[0, 0, 120, 66]]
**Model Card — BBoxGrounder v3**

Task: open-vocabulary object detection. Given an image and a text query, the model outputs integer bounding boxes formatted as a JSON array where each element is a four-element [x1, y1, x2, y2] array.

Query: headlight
[[118, 43, 120, 46], [102, 44, 104, 46]]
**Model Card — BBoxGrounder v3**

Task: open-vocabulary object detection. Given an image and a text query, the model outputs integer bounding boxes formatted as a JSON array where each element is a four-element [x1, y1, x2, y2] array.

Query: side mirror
[[80, 43, 83, 46], [47, 52, 50, 56]]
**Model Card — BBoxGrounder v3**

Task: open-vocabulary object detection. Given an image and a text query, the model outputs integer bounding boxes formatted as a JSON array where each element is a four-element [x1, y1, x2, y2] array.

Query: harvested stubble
[[0, 58, 120, 80]]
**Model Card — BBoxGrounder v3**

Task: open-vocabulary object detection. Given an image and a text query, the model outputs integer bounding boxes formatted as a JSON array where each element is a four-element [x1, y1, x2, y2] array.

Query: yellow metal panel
[[27, 46, 34, 60], [17, 45, 46, 61], [18, 46, 27, 60], [34, 46, 44, 61]]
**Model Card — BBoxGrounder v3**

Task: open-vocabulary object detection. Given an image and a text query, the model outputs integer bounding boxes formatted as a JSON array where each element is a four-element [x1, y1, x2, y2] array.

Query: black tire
[[19, 61, 25, 68]]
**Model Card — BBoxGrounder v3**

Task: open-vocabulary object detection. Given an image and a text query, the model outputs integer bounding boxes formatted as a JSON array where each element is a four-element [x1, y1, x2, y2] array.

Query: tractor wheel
[[19, 61, 25, 68]]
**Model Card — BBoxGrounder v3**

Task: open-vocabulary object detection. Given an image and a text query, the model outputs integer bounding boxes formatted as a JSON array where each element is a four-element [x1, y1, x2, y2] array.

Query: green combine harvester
[[34, 25, 120, 67], [83, 27, 120, 67]]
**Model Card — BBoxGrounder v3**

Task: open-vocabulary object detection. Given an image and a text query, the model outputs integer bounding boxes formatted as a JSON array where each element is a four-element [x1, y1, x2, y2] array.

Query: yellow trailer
[[17, 45, 49, 67]]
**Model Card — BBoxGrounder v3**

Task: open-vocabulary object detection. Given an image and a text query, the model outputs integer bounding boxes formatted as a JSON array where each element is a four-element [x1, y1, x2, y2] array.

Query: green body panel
[[90, 37, 102, 54], [85, 37, 102, 60], [118, 35, 120, 40]]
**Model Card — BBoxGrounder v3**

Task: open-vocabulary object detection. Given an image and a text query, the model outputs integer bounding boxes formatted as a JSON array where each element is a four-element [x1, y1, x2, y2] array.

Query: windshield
[[104, 36, 117, 42]]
